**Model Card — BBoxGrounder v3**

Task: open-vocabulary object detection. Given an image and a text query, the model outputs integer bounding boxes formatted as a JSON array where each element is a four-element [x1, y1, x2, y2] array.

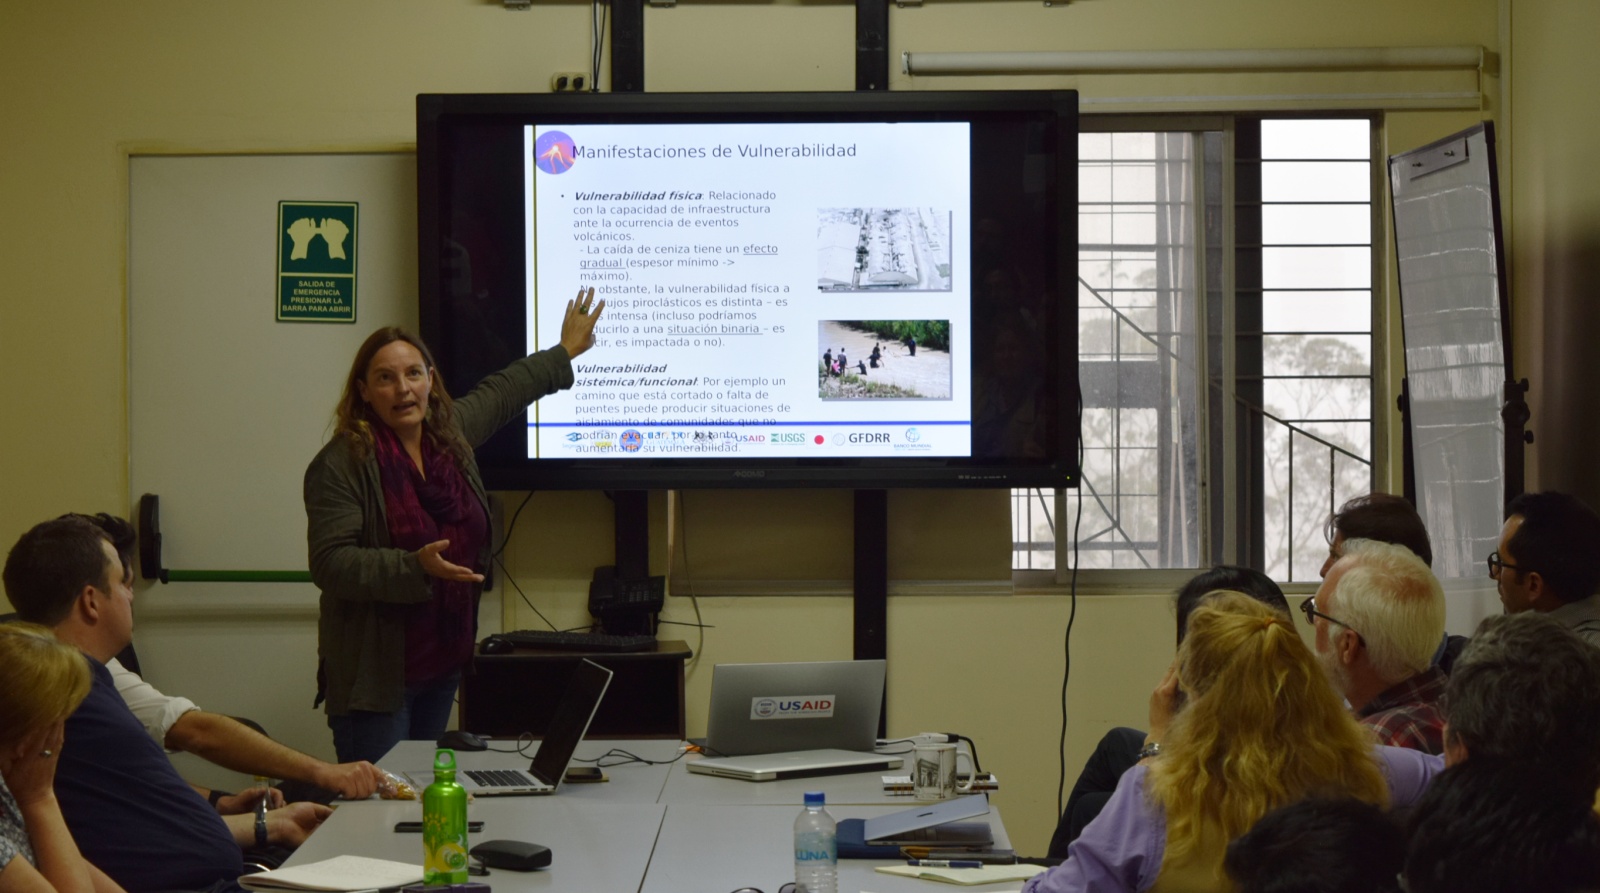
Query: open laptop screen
[[529, 658, 614, 785], [704, 659, 885, 756]]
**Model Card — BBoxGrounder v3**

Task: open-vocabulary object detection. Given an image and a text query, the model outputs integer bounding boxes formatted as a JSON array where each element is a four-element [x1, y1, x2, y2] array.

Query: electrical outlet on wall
[[550, 72, 588, 93]]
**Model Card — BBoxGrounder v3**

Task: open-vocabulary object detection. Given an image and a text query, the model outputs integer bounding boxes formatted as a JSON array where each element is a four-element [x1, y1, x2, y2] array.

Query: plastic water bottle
[[422, 748, 469, 885], [794, 790, 837, 893]]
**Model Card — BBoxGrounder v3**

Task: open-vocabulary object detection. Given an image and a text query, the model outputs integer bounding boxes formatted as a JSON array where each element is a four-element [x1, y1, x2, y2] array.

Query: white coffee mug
[[912, 742, 974, 800]]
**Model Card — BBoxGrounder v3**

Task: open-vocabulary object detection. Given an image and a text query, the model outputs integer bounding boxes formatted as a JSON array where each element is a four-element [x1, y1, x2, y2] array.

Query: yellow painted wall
[[7, 0, 1578, 856], [1505, 0, 1600, 499]]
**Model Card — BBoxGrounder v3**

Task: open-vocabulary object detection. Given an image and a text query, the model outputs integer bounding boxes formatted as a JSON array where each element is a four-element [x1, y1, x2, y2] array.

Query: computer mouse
[[480, 635, 512, 655], [437, 730, 489, 752]]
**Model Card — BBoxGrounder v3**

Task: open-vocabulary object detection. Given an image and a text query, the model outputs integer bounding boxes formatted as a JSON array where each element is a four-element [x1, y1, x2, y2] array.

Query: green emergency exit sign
[[277, 201, 357, 322]]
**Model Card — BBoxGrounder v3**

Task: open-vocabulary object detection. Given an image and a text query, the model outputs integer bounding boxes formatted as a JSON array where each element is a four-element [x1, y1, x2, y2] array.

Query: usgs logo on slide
[[750, 695, 836, 720]]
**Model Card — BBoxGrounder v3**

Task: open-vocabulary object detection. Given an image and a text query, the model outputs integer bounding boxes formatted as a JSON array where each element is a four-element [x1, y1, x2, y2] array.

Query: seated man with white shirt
[[77, 513, 386, 803]]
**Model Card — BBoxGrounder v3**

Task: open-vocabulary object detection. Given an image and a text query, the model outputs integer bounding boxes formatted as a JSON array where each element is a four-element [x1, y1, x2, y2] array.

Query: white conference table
[[381, 738, 684, 804], [286, 796, 665, 893], [642, 803, 1024, 893], [279, 738, 1025, 893]]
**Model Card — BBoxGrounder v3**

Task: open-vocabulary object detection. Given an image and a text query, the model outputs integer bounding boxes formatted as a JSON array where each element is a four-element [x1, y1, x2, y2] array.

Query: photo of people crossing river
[[817, 320, 951, 399]]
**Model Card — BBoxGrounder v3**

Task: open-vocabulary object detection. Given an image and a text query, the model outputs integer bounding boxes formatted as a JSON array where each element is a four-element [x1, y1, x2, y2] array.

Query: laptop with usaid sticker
[[701, 659, 887, 756]]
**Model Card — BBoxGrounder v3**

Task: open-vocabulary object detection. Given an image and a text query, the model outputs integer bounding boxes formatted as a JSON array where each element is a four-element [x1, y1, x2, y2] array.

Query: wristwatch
[[1137, 741, 1162, 760]]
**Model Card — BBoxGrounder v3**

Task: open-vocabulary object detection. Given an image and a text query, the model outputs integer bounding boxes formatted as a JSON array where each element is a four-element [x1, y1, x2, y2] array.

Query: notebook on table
[[403, 658, 612, 796], [701, 658, 887, 755], [686, 747, 903, 782]]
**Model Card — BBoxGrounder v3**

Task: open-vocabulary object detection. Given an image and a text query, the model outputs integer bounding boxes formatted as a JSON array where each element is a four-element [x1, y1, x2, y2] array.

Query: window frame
[[1013, 112, 1387, 592]]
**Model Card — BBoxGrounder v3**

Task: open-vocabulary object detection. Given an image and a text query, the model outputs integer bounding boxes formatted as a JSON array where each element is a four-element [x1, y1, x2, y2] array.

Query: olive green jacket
[[305, 347, 574, 715]]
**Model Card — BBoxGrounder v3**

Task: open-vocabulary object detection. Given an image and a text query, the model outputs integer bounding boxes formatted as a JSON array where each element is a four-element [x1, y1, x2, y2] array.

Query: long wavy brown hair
[[332, 327, 473, 467], [1147, 592, 1388, 876]]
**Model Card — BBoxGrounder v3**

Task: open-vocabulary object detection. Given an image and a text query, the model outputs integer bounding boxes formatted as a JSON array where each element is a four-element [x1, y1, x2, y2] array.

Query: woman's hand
[[1147, 658, 1181, 744], [416, 540, 484, 583], [559, 286, 606, 359], [4, 721, 65, 808]]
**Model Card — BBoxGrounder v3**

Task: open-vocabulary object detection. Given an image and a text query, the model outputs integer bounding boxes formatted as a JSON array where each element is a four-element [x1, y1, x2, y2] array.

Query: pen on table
[[907, 859, 985, 869]]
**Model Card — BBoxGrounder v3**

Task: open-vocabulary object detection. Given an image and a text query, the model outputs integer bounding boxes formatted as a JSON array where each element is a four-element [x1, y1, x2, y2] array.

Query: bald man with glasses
[[1306, 538, 1448, 754]]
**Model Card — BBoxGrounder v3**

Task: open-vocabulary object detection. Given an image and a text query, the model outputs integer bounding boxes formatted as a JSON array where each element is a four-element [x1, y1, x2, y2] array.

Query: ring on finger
[[40, 749, 53, 758]]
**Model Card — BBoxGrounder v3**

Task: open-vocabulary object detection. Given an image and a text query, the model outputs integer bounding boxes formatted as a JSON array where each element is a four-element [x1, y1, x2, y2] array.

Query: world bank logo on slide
[[621, 430, 643, 452], [535, 131, 576, 175]]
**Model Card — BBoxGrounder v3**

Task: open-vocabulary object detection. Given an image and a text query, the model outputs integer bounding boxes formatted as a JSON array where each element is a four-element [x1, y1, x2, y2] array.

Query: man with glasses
[[1489, 491, 1600, 648], [1307, 539, 1448, 753]]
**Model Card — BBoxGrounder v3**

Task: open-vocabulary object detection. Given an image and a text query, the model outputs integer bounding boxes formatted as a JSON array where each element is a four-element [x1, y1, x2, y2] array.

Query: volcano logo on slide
[[535, 131, 576, 174]]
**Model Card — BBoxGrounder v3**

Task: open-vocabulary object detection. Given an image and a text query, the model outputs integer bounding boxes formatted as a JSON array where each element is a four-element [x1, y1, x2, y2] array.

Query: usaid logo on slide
[[750, 695, 836, 720], [535, 131, 577, 175]]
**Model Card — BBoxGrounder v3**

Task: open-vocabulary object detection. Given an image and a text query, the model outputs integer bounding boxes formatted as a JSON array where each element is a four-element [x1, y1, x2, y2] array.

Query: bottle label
[[423, 788, 469, 884], [423, 832, 469, 884], [795, 831, 836, 862]]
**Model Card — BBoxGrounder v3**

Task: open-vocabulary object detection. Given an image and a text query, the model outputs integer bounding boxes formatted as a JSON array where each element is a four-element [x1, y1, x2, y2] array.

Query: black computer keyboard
[[491, 629, 658, 653]]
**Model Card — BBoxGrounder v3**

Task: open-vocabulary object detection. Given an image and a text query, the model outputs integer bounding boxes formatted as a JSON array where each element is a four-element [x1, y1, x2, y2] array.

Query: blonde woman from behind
[[0, 622, 125, 893], [1024, 592, 1440, 893]]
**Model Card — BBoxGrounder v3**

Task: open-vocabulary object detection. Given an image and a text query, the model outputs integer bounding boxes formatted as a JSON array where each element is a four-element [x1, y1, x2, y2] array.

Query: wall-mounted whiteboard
[[127, 153, 420, 781], [129, 153, 417, 578]]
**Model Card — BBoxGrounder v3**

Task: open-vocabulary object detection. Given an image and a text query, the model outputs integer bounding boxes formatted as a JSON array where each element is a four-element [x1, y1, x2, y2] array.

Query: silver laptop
[[861, 793, 991, 844], [703, 659, 886, 756], [405, 659, 612, 796], [686, 747, 902, 782]]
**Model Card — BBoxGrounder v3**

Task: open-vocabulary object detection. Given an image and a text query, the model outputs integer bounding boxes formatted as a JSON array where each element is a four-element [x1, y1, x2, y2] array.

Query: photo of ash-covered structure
[[816, 207, 952, 292]]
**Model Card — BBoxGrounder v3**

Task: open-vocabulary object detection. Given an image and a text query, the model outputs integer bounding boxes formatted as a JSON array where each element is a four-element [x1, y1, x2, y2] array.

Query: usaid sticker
[[750, 695, 836, 720]]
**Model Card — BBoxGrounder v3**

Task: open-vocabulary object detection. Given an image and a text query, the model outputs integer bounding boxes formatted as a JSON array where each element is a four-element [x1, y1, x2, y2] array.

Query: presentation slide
[[524, 121, 971, 459]]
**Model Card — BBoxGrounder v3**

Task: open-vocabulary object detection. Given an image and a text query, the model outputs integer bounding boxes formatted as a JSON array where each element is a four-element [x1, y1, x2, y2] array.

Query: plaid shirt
[[1358, 665, 1448, 755]]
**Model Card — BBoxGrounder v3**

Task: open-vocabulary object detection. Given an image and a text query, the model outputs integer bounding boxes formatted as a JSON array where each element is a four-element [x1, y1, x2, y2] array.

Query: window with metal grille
[[1013, 117, 1376, 581]]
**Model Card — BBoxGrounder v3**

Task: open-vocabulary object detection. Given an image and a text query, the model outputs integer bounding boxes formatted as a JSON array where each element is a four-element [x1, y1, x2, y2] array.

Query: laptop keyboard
[[465, 769, 539, 788]]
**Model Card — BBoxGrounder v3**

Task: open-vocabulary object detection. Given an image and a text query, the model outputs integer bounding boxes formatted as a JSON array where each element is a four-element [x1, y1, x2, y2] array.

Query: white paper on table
[[238, 855, 424, 892], [874, 863, 1045, 885]]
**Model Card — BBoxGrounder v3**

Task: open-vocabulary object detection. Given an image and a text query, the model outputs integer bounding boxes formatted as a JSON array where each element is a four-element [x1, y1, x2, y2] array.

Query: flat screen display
[[418, 91, 1078, 489]]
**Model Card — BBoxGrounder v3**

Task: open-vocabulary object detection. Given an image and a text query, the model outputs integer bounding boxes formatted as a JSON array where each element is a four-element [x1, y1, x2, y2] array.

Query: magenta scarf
[[371, 422, 488, 684]]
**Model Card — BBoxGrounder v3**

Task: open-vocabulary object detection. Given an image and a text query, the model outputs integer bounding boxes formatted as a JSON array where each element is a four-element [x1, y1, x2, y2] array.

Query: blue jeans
[[328, 671, 462, 764]]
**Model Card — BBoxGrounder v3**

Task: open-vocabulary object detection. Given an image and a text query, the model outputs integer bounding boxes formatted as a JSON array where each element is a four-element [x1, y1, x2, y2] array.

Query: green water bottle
[[422, 748, 469, 885]]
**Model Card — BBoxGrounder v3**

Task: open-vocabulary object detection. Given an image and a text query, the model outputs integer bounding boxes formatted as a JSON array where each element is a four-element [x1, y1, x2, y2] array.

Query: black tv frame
[[418, 90, 1079, 491]]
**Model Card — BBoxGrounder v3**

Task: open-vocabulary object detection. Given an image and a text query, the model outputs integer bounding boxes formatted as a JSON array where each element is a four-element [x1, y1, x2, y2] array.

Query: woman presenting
[[0, 623, 126, 893], [306, 288, 604, 764]]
